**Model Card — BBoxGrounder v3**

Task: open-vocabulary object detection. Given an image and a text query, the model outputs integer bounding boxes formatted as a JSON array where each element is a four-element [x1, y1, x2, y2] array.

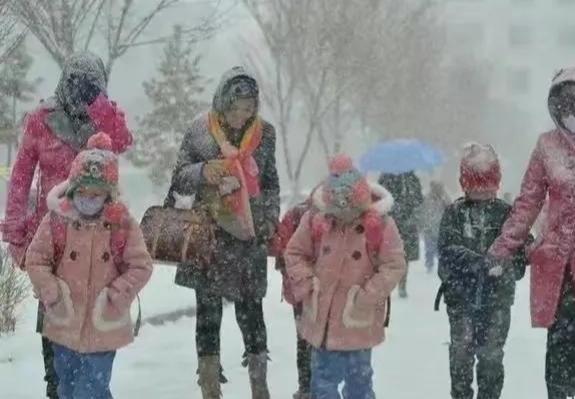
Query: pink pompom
[[328, 154, 354, 175], [87, 132, 113, 151]]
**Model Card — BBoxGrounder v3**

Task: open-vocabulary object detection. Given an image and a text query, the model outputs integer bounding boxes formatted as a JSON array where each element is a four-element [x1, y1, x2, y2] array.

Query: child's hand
[[40, 285, 60, 307]]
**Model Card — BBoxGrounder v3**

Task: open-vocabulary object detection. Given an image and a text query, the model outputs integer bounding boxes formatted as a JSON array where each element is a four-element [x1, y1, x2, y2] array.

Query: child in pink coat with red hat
[[285, 155, 406, 398], [26, 132, 152, 399]]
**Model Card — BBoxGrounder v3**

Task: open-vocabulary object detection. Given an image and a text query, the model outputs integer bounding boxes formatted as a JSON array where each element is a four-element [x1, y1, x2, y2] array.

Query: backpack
[[308, 211, 392, 327], [49, 212, 142, 336]]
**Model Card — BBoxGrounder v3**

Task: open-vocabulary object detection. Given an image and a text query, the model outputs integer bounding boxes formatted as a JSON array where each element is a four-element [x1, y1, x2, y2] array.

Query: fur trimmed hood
[[313, 182, 394, 217], [47, 180, 128, 226]]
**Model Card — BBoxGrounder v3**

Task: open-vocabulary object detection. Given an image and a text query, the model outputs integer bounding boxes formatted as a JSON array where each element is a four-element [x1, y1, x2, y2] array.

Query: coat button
[[355, 225, 365, 234], [72, 221, 81, 230], [102, 252, 110, 262], [70, 251, 78, 261], [352, 251, 362, 260], [323, 246, 331, 255]]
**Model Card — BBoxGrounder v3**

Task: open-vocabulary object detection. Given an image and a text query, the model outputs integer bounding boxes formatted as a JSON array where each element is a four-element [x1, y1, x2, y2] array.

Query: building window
[[508, 68, 531, 94], [558, 27, 575, 46], [509, 25, 533, 46]]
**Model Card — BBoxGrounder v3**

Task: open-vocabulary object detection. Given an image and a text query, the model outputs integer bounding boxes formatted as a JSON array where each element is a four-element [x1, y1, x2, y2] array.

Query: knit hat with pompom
[[66, 132, 119, 198], [322, 154, 371, 222]]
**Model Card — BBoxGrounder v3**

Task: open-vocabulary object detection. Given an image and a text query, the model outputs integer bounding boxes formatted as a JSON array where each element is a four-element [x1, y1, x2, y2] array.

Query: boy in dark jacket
[[437, 143, 530, 399]]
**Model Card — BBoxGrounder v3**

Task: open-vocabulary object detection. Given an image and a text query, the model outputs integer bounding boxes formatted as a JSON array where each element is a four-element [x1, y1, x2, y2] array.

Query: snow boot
[[247, 352, 270, 399], [198, 355, 222, 399]]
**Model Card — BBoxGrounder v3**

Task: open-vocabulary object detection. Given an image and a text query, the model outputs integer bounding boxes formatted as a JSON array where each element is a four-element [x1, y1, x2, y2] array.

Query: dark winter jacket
[[165, 67, 280, 301], [437, 197, 530, 310], [379, 172, 423, 261]]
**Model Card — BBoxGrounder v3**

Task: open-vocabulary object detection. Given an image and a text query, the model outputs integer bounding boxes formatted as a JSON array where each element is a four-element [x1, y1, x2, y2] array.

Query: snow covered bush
[[0, 246, 29, 334]]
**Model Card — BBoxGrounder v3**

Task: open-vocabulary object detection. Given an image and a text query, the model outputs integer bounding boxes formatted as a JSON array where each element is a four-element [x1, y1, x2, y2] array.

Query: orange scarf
[[208, 112, 263, 197]]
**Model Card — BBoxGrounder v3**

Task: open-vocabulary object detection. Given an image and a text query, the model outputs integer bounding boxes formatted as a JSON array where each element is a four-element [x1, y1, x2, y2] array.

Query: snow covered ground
[[1, 259, 548, 398]]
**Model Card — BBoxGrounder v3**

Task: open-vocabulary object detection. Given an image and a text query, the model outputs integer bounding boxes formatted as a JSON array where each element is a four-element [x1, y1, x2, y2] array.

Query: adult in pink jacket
[[285, 155, 406, 398], [488, 68, 575, 399], [2, 51, 133, 399]]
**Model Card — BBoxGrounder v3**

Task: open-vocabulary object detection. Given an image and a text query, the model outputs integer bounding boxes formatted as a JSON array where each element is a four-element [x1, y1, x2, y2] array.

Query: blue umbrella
[[359, 139, 444, 174]]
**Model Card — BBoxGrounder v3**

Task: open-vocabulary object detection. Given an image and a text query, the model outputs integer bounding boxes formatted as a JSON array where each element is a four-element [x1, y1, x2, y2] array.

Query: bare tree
[[243, 0, 444, 197], [6, 0, 219, 75], [0, 0, 25, 62]]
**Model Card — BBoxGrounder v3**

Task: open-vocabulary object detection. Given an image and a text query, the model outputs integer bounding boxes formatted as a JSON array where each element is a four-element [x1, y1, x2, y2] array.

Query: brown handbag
[[139, 206, 215, 266]]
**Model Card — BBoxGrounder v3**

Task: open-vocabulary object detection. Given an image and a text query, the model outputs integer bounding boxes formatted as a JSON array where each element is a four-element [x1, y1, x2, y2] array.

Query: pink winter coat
[[26, 183, 152, 353], [490, 67, 575, 328], [3, 95, 132, 254], [285, 184, 406, 351]]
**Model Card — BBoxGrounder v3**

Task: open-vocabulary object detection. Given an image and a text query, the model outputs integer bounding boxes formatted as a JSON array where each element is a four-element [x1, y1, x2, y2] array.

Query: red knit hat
[[459, 143, 501, 193]]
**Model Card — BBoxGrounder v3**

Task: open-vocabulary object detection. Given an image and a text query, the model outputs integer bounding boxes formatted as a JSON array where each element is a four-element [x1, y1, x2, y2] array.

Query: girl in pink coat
[[488, 68, 575, 399], [26, 133, 152, 399], [285, 155, 406, 399], [2, 51, 133, 399]]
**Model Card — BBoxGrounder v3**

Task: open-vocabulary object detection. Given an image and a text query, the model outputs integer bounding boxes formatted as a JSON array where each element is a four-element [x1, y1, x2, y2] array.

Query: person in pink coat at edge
[[2, 51, 133, 399], [488, 68, 575, 399], [26, 132, 152, 398], [285, 154, 406, 399]]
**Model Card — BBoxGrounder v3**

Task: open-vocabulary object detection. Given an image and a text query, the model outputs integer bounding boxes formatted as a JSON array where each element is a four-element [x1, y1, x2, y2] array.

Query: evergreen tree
[[129, 25, 209, 186], [0, 38, 39, 168]]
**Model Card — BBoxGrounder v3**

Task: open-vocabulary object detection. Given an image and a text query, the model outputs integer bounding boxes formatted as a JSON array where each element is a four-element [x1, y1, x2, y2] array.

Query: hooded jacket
[[3, 52, 132, 253], [165, 66, 280, 301], [489, 67, 575, 327]]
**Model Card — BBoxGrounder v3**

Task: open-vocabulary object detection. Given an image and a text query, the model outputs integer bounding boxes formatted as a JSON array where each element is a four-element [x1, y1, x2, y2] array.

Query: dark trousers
[[38, 300, 59, 399], [195, 290, 267, 357], [546, 284, 575, 399], [447, 306, 511, 399], [294, 305, 311, 393], [42, 336, 59, 398]]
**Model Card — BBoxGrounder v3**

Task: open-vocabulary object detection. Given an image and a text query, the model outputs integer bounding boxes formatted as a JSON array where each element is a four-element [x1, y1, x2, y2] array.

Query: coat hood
[[548, 67, 575, 131], [313, 182, 394, 217], [47, 180, 127, 225], [55, 51, 108, 114], [212, 66, 259, 115], [46, 52, 108, 150]]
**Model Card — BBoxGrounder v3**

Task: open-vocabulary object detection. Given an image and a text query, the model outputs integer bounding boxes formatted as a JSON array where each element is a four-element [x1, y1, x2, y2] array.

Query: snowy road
[[1, 260, 548, 398]]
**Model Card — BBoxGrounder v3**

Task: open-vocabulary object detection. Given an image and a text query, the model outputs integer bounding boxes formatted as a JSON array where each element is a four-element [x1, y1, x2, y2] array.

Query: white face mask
[[562, 114, 575, 133], [72, 194, 107, 216]]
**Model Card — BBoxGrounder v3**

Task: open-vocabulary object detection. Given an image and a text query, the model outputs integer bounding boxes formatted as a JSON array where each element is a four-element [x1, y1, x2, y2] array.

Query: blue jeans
[[52, 343, 116, 399], [311, 348, 375, 399]]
